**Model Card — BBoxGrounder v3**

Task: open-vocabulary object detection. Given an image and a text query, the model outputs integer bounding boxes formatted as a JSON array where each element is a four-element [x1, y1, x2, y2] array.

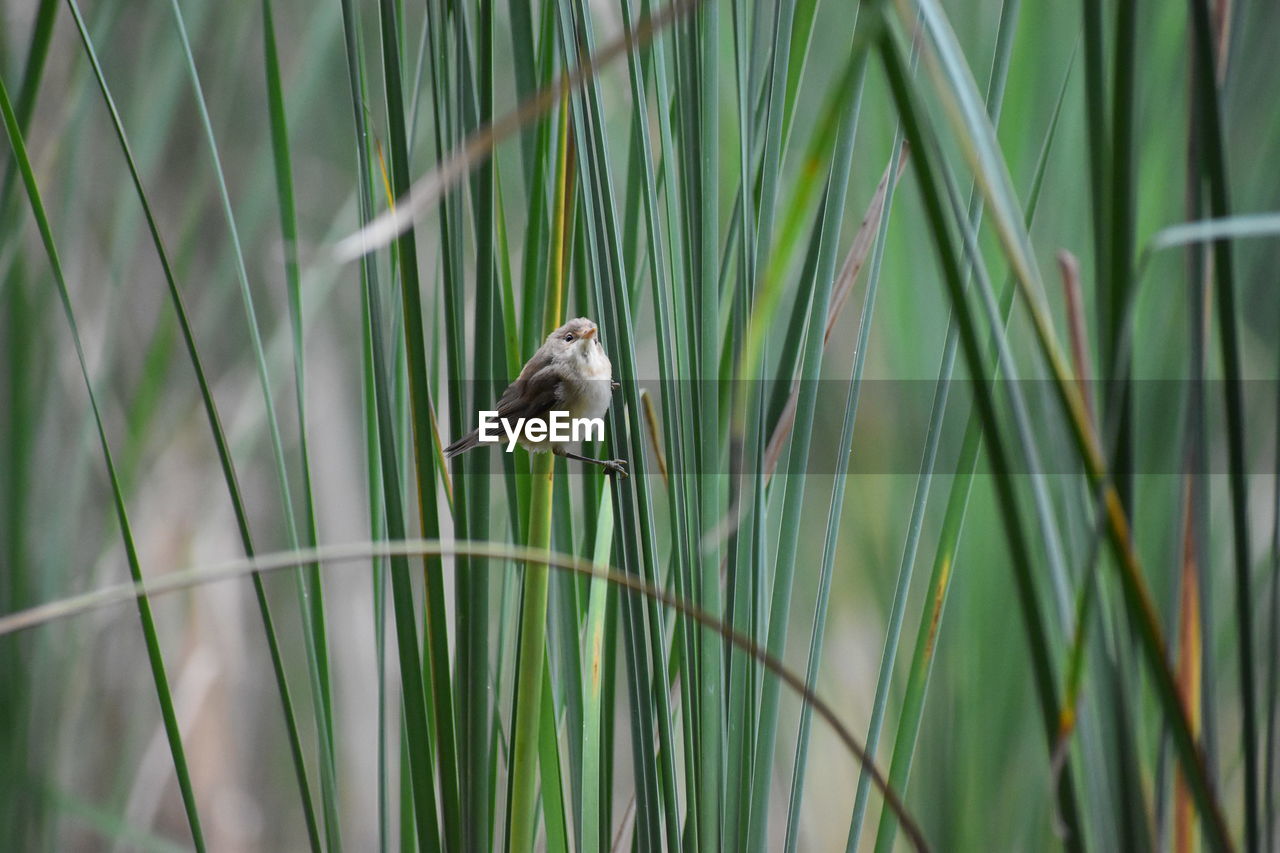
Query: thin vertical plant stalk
[[580, 485, 615, 853], [1188, 0, 1258, 846], [338, 0, 442, 846], [509, 95, 572, 852], [378, 1, 464, 847]]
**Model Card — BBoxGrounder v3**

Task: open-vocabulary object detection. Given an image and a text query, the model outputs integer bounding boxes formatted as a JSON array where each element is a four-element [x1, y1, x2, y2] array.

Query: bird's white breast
[[565, 344, 612, 421]]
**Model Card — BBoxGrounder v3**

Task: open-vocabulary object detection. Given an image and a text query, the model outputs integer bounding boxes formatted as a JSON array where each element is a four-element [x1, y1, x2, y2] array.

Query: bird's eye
[[564, 334, 574, 342]]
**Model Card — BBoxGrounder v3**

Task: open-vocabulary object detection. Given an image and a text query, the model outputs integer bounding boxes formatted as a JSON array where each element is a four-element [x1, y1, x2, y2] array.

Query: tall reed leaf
[[0, 76, 207, 853], [62, 3, 323, 845]]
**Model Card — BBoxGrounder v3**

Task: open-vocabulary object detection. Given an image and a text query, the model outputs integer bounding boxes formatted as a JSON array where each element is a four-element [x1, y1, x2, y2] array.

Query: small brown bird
[[445, 317, 628, 477]]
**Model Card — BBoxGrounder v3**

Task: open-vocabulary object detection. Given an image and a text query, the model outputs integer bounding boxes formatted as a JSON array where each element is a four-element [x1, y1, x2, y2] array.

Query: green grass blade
[[0, 0, 56, 208], [337, 0, 442, 846], [580, 485, 614, 853], [780, 0, 820, 148], [61, 3, 324, 846], [875, 25, 1087, 850], [869, 42, 1076, 850], [257, 0, 338, 846], [1098, 7, 1152, 835], [615, 3, 703, 845], [509, 93, 572, 853], [903, 0, 1232, 841], [1080, 0, 1110, 343], [161, 7, 346, 840], [509, 448, 557, 850], [1104, 0, 1136, 511], [1269, 354, 1280, 852], [460, 3, 497, 847], [538, 661, 570, 852], [746, 34, 866, 851], [0, 74, 207, 853], [378, 2, 464, 848], [1188, 0, 1257, 845], [556, 1, 686, 847], [785, 143, 902, 853]]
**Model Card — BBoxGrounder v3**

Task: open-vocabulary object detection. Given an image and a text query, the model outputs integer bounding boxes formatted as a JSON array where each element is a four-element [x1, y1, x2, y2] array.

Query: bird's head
[[546, 317, 601, 360]]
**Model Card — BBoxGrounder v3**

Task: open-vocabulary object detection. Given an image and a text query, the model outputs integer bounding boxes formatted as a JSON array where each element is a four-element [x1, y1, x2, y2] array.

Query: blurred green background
[[1, 0, 1278, 850]]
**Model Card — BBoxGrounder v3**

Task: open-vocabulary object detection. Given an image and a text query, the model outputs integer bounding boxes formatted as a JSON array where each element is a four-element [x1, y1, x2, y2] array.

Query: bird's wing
[[495, 357, 566, 421]]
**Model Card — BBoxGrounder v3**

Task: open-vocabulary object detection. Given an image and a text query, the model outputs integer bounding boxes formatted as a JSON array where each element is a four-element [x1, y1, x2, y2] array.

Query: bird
[[444, 317, 628, 477]]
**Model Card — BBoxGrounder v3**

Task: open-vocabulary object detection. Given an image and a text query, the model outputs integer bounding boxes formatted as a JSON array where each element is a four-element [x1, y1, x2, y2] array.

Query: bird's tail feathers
[[444, 430, 481, 459]]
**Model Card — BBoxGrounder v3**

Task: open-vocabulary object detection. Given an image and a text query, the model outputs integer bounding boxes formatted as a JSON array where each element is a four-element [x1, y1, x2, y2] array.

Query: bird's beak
[[582, 327, 597, 340]]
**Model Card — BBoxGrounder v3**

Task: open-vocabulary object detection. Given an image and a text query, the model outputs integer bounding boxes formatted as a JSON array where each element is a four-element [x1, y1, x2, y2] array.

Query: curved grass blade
[[0, 75, 207, 853], [0, 538, 932, 853], [1143, 212, 1280, 257]]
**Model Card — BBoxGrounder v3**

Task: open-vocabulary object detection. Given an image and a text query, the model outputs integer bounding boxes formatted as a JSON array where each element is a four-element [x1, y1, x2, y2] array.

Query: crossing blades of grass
[[745, 34, 866, 853], [337, 0, 442, 846], [332, 0, 702, 261], [378, 1, 464, 849], [784, 140, 904, 853], [869, 42, 1077, 852], [257, 1, 335, 844], [875, 24, 1088, 850], [0, 537, 934, 852], [162, 5, 347, 843], [61, 3, 323, 847], [898, 0, 1231, 843], [556, 0, 685, 847], [0, 75, 207, 853]]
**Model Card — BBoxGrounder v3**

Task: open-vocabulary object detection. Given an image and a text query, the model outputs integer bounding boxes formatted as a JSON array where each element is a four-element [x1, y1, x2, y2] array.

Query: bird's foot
[[604, 458, 629, 478], [611, 380, 620, 390]]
